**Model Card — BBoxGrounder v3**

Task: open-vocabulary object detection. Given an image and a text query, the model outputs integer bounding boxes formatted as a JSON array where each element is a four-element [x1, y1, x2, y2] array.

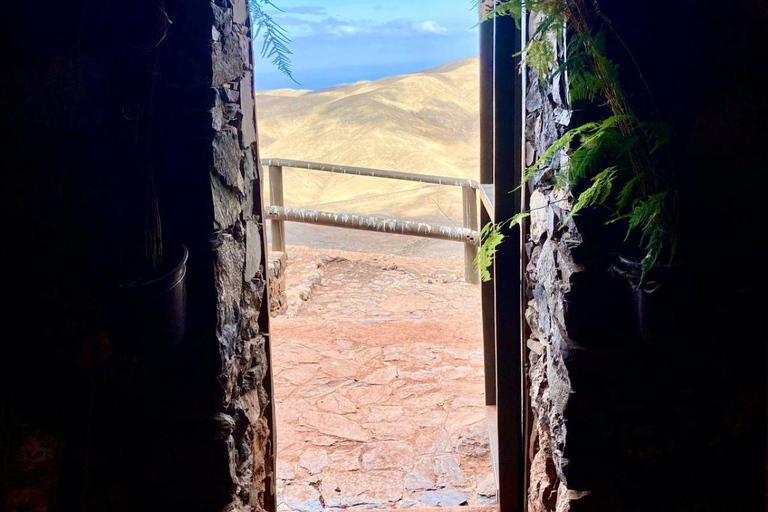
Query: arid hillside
[[256, 57, 479, 224]]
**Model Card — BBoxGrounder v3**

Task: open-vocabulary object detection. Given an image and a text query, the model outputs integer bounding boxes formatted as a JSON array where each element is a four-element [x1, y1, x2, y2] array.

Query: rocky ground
[[271, 246, 496, 511]]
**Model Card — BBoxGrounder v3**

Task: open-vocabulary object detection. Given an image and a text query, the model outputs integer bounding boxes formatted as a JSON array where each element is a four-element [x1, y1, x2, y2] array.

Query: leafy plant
[[474, 213, 530, 282], [249, 0, 298, 82], [477, 0, 676, 282]]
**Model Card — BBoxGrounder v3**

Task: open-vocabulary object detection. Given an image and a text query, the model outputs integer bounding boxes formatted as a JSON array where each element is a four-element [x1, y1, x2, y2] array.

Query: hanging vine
[[476, 0, 676, 282]]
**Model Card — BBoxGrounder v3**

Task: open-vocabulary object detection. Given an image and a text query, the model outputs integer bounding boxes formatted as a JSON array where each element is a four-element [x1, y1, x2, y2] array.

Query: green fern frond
[[485, 1, 523, 24], [526, 38, 557, 79], [529, 115, 632, 178], [627, 192, 666, 234], [507, 211, 532, 229], [484, 0, 567, 44], [249, 0, 299, 83], [569, 167, 617, 218], [615, 175, 640, 210], [641, 221, 665, 274], [480, 0, 676, 278], [568, 116, 630, 182], [529, 123, 591, 173], [475, 223, 504, 282], [475, 213, 530, 282], [569, 67, 601, 102]]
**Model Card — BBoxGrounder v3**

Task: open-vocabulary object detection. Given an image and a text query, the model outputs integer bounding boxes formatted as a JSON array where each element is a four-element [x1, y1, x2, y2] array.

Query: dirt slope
[[256, 57, 480, 224]]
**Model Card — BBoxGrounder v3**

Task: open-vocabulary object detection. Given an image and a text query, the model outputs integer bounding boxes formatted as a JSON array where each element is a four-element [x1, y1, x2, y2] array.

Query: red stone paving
[[271, 246, 496, 511]]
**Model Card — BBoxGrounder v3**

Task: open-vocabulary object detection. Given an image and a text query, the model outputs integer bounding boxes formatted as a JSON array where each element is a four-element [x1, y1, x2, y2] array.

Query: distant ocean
[[254, 56, 477, 91]]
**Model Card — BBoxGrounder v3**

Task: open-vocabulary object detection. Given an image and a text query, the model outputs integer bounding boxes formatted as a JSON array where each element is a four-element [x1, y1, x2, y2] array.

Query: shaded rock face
[[0, 0, 272, 510], [523, 14, 585, 512], [523, 6, 768, 511], [209, 1, 274, 510]]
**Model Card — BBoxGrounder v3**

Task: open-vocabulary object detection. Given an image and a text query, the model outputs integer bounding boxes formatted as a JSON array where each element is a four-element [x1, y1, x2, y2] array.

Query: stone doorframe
[[186, 0, 277, 509]]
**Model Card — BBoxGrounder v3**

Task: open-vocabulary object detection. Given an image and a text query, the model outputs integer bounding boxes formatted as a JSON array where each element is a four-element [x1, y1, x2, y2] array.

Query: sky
[[253, 0, 479, 90]]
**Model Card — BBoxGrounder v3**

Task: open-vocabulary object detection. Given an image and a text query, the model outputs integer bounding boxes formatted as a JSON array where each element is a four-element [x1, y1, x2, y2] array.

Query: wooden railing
[[261, 158, 483, 283]]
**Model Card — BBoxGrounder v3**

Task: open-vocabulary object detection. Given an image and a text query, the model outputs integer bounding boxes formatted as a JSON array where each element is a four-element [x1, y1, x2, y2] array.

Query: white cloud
[[412, 20, 448, 35], [283, 23, 316, 38], [328, 24, 360, 37], [278, 16, 452, 40]]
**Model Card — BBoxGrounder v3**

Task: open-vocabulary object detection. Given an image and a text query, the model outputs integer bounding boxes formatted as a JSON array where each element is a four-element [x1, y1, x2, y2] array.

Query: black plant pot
[[108, 244, 188, 352], [611, 255, 670, 344]]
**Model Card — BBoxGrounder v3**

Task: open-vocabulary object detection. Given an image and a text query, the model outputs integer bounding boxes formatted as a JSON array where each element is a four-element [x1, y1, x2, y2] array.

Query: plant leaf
[[474, 213, 530, 282], [250, 0, 299, 83]]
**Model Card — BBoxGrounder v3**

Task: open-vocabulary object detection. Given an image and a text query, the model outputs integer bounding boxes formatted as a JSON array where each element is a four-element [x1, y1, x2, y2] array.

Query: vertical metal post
[[268, 165, 285, 252], [493, 11, 525, 512], [463, 186, 480, 284], [481, 208, 497, 407], [479, 0, 500, 494], [480, 0, 497, 407], [479, 0, 497, 406]]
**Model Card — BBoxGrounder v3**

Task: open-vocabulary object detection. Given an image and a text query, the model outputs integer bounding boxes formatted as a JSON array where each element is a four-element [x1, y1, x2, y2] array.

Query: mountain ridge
[[256, 57, 479, 222]]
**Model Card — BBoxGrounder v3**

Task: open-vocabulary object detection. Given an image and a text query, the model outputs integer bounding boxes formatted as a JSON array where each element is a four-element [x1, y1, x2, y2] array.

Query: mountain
[[255, 57, 479, 224]]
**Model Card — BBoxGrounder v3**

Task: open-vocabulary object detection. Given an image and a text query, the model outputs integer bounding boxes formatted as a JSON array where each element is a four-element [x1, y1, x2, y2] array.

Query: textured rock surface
[[520, 7, 768, 511], [523, 14, 585, 512], [209, 1, 274, 510], [0, 0, 273, 510], [269, 251, 288, 316]]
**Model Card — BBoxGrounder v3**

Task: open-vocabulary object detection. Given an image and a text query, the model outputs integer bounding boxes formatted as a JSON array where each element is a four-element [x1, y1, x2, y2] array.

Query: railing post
[[463, 185, 479, 284], [268, 165, 286, 252]]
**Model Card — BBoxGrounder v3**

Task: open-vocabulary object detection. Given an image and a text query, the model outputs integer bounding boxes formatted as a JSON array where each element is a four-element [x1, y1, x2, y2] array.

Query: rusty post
[[463, 185, 480, 284], [268, 165, 286, 252]]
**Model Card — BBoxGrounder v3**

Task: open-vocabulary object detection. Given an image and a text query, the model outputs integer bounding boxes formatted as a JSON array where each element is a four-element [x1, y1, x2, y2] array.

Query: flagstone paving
[[271, 246, 496, 511]]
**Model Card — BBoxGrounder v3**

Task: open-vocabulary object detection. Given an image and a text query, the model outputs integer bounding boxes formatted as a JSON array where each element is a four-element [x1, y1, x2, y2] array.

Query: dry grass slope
[[256, 57, 479, 223]]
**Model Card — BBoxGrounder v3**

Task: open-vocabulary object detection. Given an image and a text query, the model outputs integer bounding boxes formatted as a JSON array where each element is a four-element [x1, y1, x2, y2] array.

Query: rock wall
[[268, 252, 288, 316], [522, 16, 586, 512], [208, 1, 274, 509], [0, 1, 274, 510], [522, 5, 768, 511]]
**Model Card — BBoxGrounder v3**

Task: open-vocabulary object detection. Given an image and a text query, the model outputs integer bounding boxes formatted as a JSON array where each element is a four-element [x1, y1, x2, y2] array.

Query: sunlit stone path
[[271, 246, 496, 511]]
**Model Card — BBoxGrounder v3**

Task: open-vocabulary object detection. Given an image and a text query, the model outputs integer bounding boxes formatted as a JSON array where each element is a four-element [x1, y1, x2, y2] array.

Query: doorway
[[250, 0, 507, 510], [257, 1, 525, 510]]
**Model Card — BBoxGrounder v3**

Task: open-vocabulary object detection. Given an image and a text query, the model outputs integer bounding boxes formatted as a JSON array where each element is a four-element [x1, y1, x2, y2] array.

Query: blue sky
[[253, 0, 479, 90]]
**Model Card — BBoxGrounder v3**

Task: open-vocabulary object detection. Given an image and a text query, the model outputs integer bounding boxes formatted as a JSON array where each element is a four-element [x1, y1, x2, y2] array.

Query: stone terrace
[[271, 246, 496, 511]]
